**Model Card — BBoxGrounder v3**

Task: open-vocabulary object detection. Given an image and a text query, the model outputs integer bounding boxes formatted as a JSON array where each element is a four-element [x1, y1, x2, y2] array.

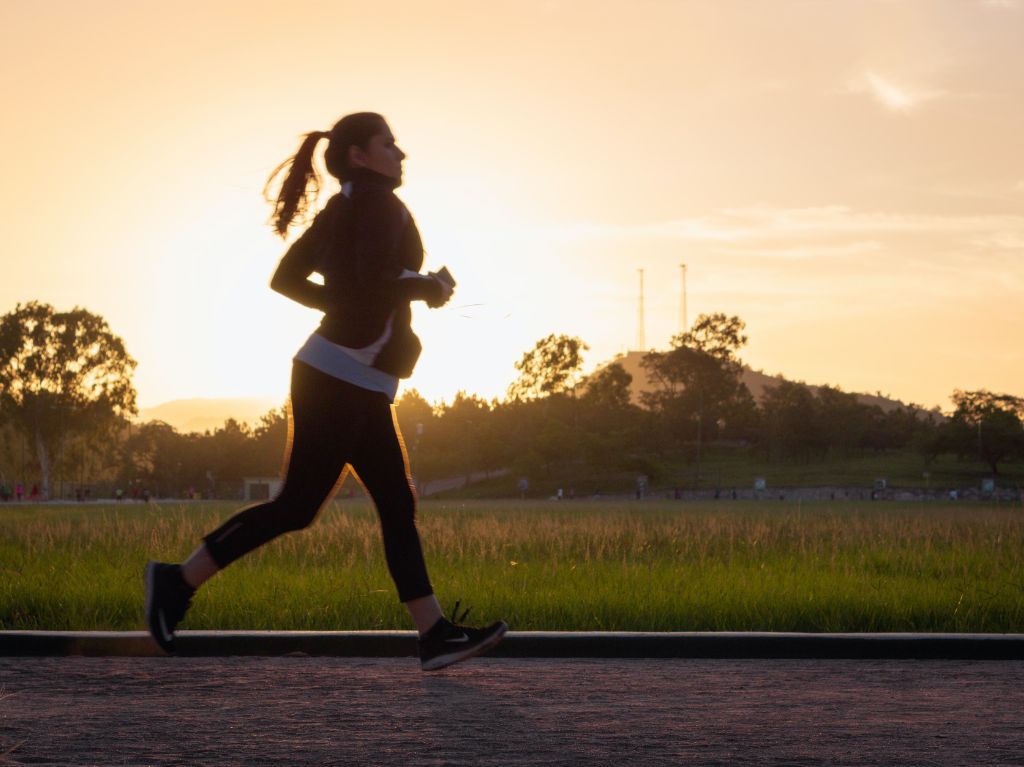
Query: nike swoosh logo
[[445, 633, 470, 643], [158, 612, 173, 643]]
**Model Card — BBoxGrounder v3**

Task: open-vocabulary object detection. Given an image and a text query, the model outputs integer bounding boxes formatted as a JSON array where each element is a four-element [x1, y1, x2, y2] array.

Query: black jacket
[[271, 168, 443, 378]]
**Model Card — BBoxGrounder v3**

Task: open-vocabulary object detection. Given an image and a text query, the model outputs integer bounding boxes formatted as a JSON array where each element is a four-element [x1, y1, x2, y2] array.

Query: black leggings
[[202, 361, 433, 603]]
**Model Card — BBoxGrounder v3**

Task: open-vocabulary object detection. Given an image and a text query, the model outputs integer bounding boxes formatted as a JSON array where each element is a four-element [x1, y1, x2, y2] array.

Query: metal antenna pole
[[680, 263, 688, 335], [637, 268, 645, 351]]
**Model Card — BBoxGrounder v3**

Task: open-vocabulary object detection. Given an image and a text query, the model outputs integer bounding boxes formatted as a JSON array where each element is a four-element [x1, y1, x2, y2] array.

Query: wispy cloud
[[547, 219, 742, 243], [551, 205, 1024, 246], [849, 71, 945, 114], [712, 205, 1024, 239], [971, 232, 1024, 249], [717, 240, 884, 261]]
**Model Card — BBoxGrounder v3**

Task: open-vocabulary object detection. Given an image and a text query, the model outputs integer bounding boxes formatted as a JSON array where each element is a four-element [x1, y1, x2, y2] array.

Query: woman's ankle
[[405, 593, 444, 636], [180, 544, 219, 590]]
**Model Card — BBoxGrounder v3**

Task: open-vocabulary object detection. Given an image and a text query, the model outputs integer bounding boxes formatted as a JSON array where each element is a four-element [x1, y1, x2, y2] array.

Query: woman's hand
[[425, 275, 455, 308]]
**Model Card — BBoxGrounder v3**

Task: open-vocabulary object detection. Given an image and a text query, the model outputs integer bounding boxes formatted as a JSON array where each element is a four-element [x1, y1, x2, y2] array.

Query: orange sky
[[2, 1, 1022, 411]]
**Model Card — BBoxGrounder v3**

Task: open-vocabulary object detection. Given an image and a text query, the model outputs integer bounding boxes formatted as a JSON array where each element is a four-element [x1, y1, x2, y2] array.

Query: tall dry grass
[[1, 500, 1022, 631]]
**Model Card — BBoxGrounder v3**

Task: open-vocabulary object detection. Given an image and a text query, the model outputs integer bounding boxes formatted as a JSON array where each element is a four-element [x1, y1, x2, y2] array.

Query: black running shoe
[[144, 561, 195, 655], [418, 602, 508, 671]]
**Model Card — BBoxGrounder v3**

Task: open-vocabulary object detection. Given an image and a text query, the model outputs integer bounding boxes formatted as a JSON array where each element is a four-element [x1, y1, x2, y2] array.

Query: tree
[[578, 362, 649, 473], [887, 403, 941, 456], [250, 404, 291, 477], [815, 385, 878, 454], [580, 362, 633, 411], [681, 312, 748, 361], [0, 302, 137, 498], [394, 389, 435, 450], [507, 334, 589, 400], [395, 388, 439, 481], [759, 379, 824, 461], [641, 313, 755, 446], [205, 418, 254, 488], [432, 391, 498, 479], [937, 389, 1024, 475], [122, 420, 191, 496]]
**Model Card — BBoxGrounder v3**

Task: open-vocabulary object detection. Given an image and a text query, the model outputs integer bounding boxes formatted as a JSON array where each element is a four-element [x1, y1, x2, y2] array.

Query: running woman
[[144, 112, 507, 671]]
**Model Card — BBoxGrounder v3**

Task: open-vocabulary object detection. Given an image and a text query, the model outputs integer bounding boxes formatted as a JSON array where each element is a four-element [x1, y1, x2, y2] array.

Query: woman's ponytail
[[264, 113, 385, 238], [264, 130, 331, 238]]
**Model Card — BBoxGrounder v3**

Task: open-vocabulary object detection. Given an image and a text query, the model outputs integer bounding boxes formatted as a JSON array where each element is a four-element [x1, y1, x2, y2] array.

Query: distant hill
[[137, 397, 281, 434], [139, 351, 908, 435], [606, 351, 907, 412]]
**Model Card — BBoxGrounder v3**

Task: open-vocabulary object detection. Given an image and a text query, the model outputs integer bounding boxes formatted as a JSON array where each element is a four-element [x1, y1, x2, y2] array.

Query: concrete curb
[[2, 631, 1023, 660]]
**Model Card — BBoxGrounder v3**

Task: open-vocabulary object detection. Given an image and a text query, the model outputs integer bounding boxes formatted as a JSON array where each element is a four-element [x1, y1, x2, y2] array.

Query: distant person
[[15, 483, 23, 502], [635, 474, 648, 500], [29, 484, 39, 501], [144, 112, 506, 671]]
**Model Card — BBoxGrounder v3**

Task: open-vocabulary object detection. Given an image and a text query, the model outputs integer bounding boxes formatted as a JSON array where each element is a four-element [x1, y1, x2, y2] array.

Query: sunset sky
[[2, 0, 1022, 413]]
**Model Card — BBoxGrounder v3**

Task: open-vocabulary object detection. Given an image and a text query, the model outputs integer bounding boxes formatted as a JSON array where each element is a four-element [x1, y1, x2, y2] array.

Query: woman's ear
[[348, 144, 366, 168]]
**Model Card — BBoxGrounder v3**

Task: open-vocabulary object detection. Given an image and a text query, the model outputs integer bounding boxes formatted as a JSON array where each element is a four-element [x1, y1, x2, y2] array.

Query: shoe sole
[[144, 561, 175, 655], [421, 622, 508, 672]]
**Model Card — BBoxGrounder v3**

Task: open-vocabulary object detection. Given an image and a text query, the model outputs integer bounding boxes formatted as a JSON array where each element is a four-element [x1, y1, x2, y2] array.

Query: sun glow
[[2, 1, 1022, 413]]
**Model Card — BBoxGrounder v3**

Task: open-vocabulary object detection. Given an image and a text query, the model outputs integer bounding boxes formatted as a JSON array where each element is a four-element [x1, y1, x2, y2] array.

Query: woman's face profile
[[349, 122, 406, 182]]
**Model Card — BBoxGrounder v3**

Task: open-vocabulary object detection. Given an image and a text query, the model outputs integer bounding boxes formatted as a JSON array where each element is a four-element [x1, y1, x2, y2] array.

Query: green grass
[[692, 449, 1023, 490], [451, 450, 1024, 498], [2, 500, 1023, 632]]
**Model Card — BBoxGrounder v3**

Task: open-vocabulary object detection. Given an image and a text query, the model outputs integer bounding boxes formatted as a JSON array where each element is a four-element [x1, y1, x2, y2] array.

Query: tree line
[[1, 302, 1021, 499]]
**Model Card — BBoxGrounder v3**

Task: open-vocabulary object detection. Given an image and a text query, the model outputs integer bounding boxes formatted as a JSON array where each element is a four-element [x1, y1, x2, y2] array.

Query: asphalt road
[[2, 657, 1022, 766]]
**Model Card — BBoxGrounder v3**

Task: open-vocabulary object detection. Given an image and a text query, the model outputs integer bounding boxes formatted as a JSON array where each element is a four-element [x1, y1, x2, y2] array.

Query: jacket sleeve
[[268, 203, 337, 310], [352, 193, 444, 304]]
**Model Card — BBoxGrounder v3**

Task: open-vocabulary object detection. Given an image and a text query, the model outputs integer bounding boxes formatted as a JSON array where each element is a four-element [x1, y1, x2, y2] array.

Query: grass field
[[450, 449, 1024, 498], [2, 500, 1022, 633]]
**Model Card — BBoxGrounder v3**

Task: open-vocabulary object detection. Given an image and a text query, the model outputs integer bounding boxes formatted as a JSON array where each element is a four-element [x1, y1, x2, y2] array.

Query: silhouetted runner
[[145, 112, 506, 671]]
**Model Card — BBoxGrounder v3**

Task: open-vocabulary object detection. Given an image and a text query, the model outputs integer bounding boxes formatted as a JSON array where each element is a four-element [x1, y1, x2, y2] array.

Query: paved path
[[2, 657, 1022, 766], [6, 630, 1023, 659]]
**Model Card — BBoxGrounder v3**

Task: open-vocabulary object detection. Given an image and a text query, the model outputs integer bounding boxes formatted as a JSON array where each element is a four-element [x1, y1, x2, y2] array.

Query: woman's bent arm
[[269, 199, 340, 310], [270, 241, 327, 310]]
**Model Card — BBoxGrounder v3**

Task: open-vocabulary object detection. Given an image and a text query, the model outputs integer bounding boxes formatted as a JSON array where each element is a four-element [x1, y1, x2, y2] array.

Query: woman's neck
[[346, 166, 401, 190]]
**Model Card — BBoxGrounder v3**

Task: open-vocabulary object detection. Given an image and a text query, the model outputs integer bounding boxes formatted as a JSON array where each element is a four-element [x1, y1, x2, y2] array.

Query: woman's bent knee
[[270, 501, 321, 534]]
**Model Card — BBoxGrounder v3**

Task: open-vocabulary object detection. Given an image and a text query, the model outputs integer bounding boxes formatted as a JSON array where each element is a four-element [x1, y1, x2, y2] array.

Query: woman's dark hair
[[264, 112, 386, 238]]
